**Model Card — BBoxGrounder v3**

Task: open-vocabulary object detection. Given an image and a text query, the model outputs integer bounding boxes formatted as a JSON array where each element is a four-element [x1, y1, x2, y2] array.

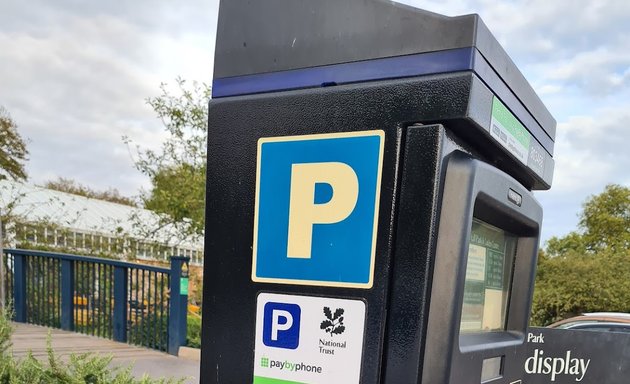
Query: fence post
[[13, 253, 26, 322], [0, 217, 5, 310], [168, 256, 190, 356], [113, 266, 128, 342], [60, 259, 74, 331]]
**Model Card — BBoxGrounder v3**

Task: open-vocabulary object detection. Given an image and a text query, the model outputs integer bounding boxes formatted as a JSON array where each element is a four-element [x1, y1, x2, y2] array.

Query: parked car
[[548, 312, 630, 333]]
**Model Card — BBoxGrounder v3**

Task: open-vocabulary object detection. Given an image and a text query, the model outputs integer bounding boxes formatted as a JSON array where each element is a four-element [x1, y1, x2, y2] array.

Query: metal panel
[[524, 327, 630, 383]]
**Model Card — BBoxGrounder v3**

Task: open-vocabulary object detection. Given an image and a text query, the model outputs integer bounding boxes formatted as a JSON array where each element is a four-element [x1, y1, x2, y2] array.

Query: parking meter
[[201, 1, 555, 383]]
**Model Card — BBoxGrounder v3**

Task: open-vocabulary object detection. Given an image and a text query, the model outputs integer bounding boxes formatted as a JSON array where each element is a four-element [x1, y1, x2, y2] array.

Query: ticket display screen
[[460, 218, 517, 333]]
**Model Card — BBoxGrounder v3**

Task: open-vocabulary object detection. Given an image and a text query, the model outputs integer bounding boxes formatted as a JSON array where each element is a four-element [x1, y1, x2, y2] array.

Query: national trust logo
[[320, 307, 345, 337]]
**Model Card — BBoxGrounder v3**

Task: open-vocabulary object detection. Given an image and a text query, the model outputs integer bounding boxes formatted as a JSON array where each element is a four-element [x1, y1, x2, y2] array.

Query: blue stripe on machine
[[212, 47, 475, 98]]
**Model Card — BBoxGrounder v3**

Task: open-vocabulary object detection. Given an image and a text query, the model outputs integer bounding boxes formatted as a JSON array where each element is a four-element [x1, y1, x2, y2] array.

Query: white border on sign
[[251, 130, 385, 289], [254, 292, 367, 384]]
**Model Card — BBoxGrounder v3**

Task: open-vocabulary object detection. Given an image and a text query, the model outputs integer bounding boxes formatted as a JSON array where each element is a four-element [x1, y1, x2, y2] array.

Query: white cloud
[[543, 47, 630, 96], [537, 106, 630, 243], [0, 0, 219, 196]]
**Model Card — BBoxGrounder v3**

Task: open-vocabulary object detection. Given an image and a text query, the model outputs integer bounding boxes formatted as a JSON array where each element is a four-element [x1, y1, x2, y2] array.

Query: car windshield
[[557, 321, 630, 333]]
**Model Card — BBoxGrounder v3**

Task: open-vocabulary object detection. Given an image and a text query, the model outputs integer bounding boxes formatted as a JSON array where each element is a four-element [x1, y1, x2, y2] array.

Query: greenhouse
[[0, 180, 204, 265]]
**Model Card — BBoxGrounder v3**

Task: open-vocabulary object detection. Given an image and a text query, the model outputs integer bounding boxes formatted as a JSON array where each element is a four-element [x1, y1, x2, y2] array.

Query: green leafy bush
[[186, 315, 201, 349], [0, 307, 184, 383]]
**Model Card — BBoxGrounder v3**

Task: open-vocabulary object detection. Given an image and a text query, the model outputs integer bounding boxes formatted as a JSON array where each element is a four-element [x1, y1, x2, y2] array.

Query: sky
[[0, 0, 628, 245]]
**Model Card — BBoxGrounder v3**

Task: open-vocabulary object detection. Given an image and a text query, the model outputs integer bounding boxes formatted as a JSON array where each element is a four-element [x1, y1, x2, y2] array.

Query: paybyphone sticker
[[254, 293, 366, 384], [252, 130, 384, 288]]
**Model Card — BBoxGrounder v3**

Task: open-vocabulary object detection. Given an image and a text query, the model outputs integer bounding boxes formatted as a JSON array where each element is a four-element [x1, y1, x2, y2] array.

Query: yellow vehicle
[[73, 295, 92, 326], [73, 294, 162, 327], [188, 304, 201, 314]]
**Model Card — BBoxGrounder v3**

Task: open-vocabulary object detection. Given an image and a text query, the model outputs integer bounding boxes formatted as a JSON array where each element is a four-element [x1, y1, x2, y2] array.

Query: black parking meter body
[[202, 1, 555, 383]]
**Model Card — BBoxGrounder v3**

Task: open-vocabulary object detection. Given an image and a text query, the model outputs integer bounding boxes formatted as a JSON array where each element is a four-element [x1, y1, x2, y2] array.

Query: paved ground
[[10, 323, 199, 383]]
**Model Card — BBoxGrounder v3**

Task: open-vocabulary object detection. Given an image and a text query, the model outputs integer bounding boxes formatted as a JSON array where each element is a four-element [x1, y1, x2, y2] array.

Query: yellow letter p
[[287, 162, 359, 259]]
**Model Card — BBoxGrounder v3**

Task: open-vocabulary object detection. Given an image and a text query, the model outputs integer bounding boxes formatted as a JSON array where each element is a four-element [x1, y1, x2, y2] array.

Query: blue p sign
[[262, 302, 301, 349], [252, 130, 384, 288]]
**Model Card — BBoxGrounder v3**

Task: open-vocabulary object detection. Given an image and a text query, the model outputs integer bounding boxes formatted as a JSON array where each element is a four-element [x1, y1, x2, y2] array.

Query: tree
[[125, 78, 210, 238], [579, 184, 629, 253], [0, 106, 28, 181], [43, 177, 137, 207], [545, 184, 629, 257], [143, 163, 205, 233], [531, 247, 630, 326], [531, 184, 630, 326]]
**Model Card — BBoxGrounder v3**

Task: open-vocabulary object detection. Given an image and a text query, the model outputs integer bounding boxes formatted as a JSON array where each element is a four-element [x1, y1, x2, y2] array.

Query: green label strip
[[180, 277, 189, 295], [491, 98, 531, 148], [254, 376, 306, 384]]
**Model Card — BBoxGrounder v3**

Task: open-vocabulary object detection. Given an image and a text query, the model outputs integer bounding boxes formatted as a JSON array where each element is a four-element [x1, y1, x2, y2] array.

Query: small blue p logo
[[263, 302, 301, 349]]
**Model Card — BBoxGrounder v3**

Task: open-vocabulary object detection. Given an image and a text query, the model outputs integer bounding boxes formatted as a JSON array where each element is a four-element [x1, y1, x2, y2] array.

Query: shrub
[[186, 315, 201, 349], [0, 306, 185, 383]]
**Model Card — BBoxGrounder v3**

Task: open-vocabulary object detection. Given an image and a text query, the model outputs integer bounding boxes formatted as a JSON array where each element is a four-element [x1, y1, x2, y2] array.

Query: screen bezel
[[458, 194, 539, 351], [422, 151, 542, 383]]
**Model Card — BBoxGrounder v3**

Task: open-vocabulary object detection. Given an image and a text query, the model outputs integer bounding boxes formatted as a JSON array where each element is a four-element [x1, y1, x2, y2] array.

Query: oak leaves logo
[[320, 307, 345, 336]]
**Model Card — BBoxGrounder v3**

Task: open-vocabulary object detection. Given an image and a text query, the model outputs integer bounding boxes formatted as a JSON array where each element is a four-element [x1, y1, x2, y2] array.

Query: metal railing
[[2, 249, 189, 355]]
